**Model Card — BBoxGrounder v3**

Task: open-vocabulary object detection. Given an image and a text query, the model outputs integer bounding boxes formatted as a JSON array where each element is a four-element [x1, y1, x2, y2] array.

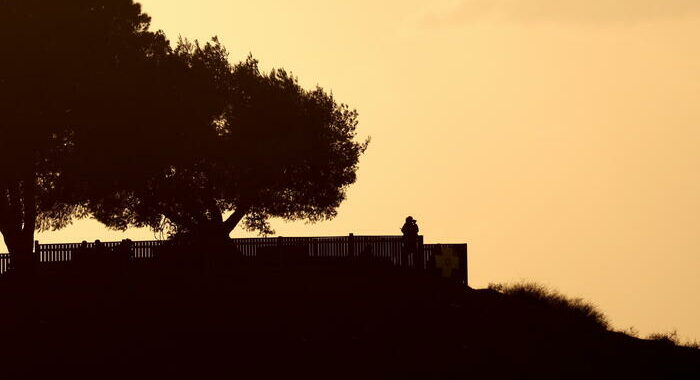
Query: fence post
[[464, 243, 469, 287], [277, 236, 284, 267], [416, 235, 424, 271], [348, 233, 354, 260], [34, 240, 40, 262]]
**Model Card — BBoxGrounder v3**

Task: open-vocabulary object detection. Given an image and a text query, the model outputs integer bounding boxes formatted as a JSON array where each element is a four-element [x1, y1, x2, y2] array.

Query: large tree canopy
[[61, 38, 230, 226], [88, 54, 369, 240], [0, 1, 175, 261], [0, 1, 367, 260]]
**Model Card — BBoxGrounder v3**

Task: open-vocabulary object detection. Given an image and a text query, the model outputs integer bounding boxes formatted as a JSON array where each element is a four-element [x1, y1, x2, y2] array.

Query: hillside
[[0, 257, 697, 378]]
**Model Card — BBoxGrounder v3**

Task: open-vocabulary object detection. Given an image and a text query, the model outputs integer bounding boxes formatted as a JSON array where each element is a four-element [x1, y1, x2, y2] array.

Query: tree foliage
[[64, 38, 230, 231], [0, 0, 167, 258], [88, 51, 369, 239]]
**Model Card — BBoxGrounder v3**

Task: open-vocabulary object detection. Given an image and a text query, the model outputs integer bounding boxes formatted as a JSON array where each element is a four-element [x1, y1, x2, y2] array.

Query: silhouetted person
[[401, 216, 419, 267], [74, 240, 89, 266], [93, 239, 104, 266], [118, 239, 132, 270]]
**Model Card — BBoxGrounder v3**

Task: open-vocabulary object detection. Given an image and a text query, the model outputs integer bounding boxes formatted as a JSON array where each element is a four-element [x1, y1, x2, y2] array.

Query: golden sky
[[6, 0, 700, 341]]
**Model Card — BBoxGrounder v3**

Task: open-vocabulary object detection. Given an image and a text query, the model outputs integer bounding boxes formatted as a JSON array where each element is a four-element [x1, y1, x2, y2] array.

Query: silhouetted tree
[[88, 55, 368, 240], [0, 1, 171, 267], [63, 38, 231, 234]]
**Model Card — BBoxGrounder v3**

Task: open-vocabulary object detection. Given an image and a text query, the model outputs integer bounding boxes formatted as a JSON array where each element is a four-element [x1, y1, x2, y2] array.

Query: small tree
[[88, 55, 369, 240]]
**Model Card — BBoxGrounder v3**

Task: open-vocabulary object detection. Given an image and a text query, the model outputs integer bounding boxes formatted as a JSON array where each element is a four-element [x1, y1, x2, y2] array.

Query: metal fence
[[0, 235, 468, 285]]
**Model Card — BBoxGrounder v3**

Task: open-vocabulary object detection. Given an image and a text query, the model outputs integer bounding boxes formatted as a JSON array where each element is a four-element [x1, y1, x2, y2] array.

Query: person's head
[[406, 216, 414, 222]]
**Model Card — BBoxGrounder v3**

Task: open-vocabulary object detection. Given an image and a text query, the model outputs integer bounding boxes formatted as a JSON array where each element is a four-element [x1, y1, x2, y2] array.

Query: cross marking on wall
[[435, 246, 460, 278]]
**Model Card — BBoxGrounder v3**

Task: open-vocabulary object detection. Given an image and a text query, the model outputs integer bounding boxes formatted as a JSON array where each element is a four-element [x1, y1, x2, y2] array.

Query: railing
[[36, 240, 161, 263], [0, 254, 9, 275], [0, 235, 468, 285]]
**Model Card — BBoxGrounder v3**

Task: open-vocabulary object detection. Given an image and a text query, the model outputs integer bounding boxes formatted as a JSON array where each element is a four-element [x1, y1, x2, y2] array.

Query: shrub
[[619, 326, 640, 338], [646, 330, 700, 349], [647, 330, 679, 346], [488, 281, 610, 330]]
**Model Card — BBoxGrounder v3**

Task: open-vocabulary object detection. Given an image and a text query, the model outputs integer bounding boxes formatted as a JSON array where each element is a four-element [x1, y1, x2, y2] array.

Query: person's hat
[[406, 216, 415, 221]]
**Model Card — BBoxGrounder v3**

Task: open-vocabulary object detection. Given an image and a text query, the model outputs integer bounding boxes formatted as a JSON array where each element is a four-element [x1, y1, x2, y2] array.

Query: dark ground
[[0, 255, 698, 379]]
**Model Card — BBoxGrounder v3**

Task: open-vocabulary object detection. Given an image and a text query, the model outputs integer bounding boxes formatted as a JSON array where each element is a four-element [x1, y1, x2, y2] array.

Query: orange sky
[[5, 0, 699, 342]]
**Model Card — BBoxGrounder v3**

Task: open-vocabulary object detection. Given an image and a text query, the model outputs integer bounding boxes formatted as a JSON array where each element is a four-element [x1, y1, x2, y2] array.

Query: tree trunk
[[8, 239, 34, 273], [190, 204, 249, 245], [0, 175, 37, 273], [161, 201, 249, 246]]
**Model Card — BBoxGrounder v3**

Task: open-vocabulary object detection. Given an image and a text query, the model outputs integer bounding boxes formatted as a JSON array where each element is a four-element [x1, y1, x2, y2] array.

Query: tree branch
[[222, 203, 250, 235], [204, 194, 223, 224], [21, 174, 36, 242], [160, 207, 190, 233], [7, 182, 23, 232], [0, 185, 12, 232], [0, 184, 21, 253]]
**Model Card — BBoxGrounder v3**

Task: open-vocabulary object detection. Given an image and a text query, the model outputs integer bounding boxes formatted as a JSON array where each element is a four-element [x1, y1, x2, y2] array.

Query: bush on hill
[[647, 330, 680, 346], [488, 281, 610, 331], [645, 330, 700, 349]]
